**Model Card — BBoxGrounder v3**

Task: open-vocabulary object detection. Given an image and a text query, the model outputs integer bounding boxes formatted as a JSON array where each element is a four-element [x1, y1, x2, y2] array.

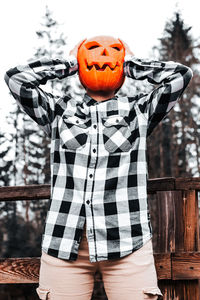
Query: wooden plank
[[172, 252, 200, 280], [153, 191, 175, 253], [175, 177, 200, 190], [154, 253, 171, 280], [168, 280, 200, 300], [0, 254, 171, 283], [0, 177, 199, 202], [158, 279, 200, 300], [147, 177, 175, 193], [182, 190, 199, 252], [174, 190, 185, 251], [0, 257, 40, 283], [0, 185, 50, 201], [173, 189, 200, 299]]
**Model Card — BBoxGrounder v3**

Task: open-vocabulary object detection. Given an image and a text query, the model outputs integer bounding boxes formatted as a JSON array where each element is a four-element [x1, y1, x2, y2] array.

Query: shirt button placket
[[92, 123, 97, 155], [84, 105, 98, 261]]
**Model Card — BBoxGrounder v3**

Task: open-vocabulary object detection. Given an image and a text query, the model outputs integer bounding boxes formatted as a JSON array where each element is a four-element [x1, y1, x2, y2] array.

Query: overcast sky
[[1, 0, 200, 131]]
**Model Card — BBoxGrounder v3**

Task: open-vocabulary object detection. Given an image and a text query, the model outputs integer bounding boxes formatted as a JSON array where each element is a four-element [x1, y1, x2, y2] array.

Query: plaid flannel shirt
[[4, 55, 193, 262]]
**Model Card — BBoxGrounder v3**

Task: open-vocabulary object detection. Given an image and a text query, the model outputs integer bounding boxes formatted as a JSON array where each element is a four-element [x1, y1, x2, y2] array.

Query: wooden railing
[[0, 177, 200, 299]]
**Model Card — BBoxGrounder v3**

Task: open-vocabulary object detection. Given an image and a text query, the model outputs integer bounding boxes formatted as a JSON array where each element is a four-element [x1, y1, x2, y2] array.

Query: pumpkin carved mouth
[[87, 63, 118, 71]]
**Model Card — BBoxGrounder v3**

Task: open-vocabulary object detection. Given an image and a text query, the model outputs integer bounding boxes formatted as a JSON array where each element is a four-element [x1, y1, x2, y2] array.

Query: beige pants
[[36, 224, 162, 300]]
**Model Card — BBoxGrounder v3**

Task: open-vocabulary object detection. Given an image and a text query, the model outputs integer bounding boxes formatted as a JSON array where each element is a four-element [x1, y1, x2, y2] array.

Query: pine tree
[[147, 12, 200, 178], [0, 131, 13, 186]]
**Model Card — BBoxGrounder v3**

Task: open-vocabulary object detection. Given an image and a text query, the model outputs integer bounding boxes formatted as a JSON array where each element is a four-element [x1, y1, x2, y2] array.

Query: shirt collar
[[83, 92, 118, 106]]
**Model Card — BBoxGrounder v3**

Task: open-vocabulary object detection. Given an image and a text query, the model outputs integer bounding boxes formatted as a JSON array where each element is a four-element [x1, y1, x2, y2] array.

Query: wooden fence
[[0, 177, 200, 299]]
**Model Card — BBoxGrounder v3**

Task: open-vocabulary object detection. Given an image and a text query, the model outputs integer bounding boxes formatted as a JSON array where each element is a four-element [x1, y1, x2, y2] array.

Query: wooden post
[[149, 188, 200, 299], [149, 191, 176, 299], [172, 190, 200, 299]]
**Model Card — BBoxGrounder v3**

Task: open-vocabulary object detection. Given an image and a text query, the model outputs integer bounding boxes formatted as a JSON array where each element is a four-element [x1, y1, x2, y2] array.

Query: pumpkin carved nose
[[101, 49, 108, 56]]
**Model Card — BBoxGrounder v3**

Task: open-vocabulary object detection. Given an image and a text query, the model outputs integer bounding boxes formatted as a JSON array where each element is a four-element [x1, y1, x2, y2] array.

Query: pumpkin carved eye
[[85, 42, 100, 50], [88, 45, 100, 50], [112, 46, 121, 51]]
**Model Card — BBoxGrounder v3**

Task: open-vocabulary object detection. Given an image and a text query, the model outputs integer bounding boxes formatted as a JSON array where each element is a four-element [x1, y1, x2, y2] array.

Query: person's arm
[[4, 56, 78, 137], [123, 55, 193, 136]]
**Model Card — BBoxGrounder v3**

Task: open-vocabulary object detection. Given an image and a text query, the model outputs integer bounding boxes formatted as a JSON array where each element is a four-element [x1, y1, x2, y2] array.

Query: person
[[4, 36, 193, 300]]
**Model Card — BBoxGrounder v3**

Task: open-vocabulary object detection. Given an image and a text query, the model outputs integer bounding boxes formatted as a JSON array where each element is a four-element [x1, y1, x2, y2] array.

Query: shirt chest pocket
[[102, 115, 132, 153], [58, 114, 91, 150]]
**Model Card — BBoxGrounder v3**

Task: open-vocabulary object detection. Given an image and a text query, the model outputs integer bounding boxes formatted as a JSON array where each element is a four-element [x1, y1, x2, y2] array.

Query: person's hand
[[118, 38, 134, 56], [69, 38, 87, 58]]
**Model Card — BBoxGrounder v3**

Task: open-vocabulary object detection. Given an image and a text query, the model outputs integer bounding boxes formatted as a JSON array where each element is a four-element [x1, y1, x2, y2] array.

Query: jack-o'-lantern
[[77, 36, 125, 92]]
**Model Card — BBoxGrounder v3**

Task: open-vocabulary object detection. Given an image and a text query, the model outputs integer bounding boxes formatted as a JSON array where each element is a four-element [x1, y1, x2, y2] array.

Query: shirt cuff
[[66, 55, 78, 67], [66, 56, 78, 75]]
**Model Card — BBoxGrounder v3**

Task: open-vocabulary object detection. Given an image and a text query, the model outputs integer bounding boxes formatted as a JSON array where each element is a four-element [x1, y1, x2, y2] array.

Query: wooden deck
[[0, 177, 200, 299]]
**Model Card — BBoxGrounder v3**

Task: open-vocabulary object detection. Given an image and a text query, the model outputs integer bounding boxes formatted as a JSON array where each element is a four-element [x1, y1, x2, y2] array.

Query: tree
[[0, 131, 13, 186], [147, 12, 200, 178]]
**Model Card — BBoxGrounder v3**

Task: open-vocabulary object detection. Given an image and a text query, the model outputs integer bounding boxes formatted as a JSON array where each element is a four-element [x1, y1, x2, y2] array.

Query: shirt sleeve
[[124, 55, 193, 136], [4, 56, 78, 137]]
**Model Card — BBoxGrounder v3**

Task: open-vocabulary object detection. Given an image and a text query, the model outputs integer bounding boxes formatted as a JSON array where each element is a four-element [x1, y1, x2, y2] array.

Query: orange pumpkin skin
[[77, 36, 125, 92]]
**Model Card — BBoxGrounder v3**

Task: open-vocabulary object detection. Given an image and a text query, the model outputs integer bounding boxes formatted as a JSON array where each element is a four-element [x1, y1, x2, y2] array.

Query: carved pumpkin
[[77, 35, 125, 92]]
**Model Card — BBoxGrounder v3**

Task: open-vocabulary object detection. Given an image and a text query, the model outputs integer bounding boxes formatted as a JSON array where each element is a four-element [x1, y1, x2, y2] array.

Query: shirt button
[[86, 200, 90, 205], [89, 174, 93, 178], [93, 124, 97, 129], [93, 148, 96, 153]]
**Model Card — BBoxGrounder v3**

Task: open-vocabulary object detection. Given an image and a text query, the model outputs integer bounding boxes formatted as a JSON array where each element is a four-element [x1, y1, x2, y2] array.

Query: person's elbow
[[186, 66, 193, 80], [4, 70, 10, 86], [185, 66, 193, 87], [180, 64, 193, 85], [4, 67, 17, 86]]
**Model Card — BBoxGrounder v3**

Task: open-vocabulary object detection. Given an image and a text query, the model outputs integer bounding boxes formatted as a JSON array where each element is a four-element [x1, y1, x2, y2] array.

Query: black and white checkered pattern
[[4, 55, 193, 263]]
